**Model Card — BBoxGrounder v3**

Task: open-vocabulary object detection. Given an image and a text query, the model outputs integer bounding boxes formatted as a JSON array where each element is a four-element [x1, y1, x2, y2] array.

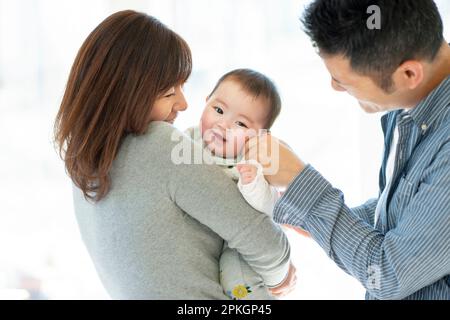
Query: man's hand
[[243, 133, 305, 188], [283, 224, 311, 238], [269, 262, 297, 297]]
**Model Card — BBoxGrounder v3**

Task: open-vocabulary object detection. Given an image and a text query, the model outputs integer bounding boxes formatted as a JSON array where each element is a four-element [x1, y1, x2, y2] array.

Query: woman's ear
[[205, 95, 210, 102], [394, 60, 424, 90]]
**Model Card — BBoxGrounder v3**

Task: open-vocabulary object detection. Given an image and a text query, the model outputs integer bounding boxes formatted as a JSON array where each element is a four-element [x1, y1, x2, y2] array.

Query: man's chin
[[359, 102, 381, 113]]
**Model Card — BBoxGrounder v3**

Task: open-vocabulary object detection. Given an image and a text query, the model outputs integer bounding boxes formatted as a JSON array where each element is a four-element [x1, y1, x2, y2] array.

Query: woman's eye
[[214, 107, 223, 114], [236, 121, 248, 128], [164, 87, 176, 97]]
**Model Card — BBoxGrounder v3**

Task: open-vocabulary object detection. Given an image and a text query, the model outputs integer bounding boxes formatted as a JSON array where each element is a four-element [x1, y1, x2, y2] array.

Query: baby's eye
[[236, 121, 248, 128], [214, 107, 224, 114]]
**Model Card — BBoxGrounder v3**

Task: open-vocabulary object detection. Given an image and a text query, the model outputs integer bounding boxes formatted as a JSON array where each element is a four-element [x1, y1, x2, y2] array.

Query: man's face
[[322, 54, 405, 113]]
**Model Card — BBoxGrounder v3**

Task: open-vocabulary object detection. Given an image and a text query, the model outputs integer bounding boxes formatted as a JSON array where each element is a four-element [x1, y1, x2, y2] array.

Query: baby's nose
[[216, 120, 230, 131]]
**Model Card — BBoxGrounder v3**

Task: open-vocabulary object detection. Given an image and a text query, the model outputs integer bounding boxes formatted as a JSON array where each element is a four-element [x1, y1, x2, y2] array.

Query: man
[[247, 0, 450, 299]]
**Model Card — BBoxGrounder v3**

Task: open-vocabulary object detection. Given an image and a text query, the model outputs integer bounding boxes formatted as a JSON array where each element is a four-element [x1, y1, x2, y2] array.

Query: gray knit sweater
[[73, 121, 290, 299]]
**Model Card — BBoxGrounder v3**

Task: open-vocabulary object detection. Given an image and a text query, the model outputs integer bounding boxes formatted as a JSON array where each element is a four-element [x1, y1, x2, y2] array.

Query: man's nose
[[331, 79, 346, 92]]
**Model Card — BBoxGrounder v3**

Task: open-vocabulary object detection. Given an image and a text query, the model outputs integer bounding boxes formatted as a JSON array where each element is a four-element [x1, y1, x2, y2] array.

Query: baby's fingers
[[236, 164, 257, 174]]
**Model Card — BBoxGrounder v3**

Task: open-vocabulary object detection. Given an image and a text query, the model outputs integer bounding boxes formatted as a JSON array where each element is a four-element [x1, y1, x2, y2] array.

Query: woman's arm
[[154, 122, 291, 287]]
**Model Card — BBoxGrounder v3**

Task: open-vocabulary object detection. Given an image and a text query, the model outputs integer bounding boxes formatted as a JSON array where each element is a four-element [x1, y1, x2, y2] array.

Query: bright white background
[[0, 0, 448, 299]]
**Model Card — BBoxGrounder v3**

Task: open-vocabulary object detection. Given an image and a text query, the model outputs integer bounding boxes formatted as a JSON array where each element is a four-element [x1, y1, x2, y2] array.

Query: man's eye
[[236, 121, 248, 128], [214, 107, 223, 114]]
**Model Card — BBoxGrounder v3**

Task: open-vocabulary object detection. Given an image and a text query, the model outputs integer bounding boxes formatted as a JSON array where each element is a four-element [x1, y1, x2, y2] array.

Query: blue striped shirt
[[274, 76, 450, 300]]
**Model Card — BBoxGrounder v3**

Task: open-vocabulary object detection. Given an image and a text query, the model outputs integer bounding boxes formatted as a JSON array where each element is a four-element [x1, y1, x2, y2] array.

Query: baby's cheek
[[200, 117, 212, 140], [231, 130, 247, 155]]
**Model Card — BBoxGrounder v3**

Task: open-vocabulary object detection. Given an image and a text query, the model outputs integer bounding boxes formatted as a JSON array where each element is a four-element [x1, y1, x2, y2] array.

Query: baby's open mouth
[[213, 131, 227, 142]]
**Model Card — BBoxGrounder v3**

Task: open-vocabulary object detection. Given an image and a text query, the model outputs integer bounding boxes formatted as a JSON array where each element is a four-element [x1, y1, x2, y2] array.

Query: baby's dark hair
[[209, 68, 281, 129]]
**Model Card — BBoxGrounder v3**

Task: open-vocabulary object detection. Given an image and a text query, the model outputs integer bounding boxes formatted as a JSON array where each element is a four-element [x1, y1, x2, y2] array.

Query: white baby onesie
[[185, 126, 280, 216]]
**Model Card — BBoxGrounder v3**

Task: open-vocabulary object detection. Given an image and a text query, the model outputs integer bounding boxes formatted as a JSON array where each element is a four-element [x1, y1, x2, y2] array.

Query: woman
[[54, 10, 292, 299]]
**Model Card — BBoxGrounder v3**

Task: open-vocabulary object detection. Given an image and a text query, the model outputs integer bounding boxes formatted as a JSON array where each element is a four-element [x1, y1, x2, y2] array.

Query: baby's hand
[[236, 163, 258, 185]]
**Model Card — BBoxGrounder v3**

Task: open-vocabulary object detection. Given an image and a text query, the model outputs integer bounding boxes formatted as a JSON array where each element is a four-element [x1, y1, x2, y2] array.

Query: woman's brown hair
[[54, 10, 192, 202]]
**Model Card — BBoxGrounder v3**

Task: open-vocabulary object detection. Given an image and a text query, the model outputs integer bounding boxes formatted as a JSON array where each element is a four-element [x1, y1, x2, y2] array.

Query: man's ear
[[394, 60, 424, 90]]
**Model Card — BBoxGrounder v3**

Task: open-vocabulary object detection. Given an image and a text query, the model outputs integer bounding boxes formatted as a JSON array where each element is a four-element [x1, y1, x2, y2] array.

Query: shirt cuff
[[264, 259, 290, 288], [273, 164, 331, 226]]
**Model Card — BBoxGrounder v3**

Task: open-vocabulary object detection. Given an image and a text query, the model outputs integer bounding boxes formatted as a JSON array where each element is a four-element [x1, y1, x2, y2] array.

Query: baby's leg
[[219, 242, 275, 300]]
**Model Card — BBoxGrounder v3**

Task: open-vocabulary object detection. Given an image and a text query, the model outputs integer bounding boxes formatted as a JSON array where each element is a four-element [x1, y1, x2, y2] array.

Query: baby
[[186, 69, 285, 299]]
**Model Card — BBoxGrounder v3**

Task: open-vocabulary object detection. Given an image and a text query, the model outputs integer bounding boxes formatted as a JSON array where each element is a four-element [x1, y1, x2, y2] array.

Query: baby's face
[[200, 79, 269, 158]]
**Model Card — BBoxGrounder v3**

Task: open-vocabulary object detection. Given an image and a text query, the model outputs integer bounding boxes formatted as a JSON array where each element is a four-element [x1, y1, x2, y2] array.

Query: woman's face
[[149, 85, 187, 124]]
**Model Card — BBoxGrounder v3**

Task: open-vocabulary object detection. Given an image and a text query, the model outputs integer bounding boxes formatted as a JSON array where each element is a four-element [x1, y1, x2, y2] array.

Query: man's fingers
[[243, 139, 259, 160], [268, 263, 298, 297], [269, 282, 296, 296]]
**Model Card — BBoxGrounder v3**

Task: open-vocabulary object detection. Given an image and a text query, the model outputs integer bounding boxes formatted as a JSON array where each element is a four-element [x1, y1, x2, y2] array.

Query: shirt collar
[[407, 75, 450, 131]]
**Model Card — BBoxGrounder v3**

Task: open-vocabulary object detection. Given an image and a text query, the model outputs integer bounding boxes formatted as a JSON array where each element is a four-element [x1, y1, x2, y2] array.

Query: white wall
[[0, 0, 448, 299]]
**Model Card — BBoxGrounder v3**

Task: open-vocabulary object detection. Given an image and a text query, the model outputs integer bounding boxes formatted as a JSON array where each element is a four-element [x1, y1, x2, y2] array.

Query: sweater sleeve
[[151, 122, 290, 287]]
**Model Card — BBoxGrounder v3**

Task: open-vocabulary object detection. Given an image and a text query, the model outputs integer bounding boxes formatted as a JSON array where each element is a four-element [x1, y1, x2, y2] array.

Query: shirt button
[[421, 124, 428, 131]]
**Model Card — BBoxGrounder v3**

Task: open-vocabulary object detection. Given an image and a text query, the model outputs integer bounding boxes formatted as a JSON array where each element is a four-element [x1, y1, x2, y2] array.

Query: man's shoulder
[[434, 103, 450, 141]]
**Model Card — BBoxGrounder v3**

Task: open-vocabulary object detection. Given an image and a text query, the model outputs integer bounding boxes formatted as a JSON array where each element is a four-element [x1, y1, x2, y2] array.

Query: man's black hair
[[302, 0, 444, 91]]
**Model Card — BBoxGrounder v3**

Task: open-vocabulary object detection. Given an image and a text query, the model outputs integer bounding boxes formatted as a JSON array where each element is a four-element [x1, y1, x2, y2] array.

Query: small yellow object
[[232, 285, 249, 299]]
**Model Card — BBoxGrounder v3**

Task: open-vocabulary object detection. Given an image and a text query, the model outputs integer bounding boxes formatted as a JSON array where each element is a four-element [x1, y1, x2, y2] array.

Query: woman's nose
[[175, 89, 188, 111]]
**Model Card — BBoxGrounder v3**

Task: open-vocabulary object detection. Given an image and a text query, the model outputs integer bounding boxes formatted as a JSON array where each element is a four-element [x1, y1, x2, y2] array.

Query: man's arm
[[283, 198, 377, 239], [244, 133, 450, 299], [351, 198, 378, 226], [274, 158, 450, 299]]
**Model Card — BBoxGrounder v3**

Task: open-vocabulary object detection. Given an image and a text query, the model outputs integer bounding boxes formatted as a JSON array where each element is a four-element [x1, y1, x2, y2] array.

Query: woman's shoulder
[[147, 120, 184, 141], [118, 121, 203, 168], [129, 121, 188, 152], [183, 125, 201, 141]]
